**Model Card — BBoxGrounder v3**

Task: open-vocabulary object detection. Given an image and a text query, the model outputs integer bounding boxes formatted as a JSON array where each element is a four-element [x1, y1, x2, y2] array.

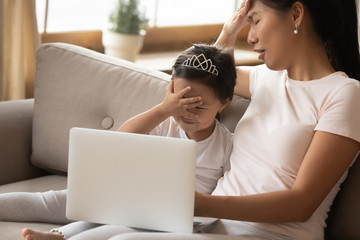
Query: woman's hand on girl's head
[[159, 81, 202, 119]]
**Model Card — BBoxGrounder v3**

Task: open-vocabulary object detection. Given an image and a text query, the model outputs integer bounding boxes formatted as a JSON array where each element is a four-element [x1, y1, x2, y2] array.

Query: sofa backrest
[[33, 43, 169, 172], [32, 43, 248, 173]]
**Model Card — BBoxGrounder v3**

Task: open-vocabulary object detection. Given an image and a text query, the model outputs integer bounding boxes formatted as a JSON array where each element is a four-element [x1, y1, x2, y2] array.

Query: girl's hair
[[171, 44, 237, 103], [253, 0, 360, 81]]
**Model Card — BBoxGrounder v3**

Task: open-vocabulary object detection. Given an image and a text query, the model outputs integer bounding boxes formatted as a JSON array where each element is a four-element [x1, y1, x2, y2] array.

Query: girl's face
[[173, 77, 228, 141], [247, 1, 296, 70]]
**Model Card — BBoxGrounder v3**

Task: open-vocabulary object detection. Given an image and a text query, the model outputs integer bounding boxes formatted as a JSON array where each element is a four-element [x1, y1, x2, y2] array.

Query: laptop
[[66, 127, 213, 233]]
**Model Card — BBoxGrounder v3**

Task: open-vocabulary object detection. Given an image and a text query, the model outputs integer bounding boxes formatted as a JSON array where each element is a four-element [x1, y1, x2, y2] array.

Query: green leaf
[[109, 0, 149, 35]]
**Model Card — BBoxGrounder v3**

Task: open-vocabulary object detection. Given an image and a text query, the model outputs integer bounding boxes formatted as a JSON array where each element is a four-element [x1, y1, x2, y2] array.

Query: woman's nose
[[247, 27, 258, 45]]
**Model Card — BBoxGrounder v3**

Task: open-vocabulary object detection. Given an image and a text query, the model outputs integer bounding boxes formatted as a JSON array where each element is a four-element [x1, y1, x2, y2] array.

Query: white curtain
[[0, 0, 40, 100]]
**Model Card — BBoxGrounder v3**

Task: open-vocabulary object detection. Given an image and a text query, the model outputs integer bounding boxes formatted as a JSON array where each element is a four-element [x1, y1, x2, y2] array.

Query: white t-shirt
[[150, 117, 232, 194], [213, 64, 360, 240]]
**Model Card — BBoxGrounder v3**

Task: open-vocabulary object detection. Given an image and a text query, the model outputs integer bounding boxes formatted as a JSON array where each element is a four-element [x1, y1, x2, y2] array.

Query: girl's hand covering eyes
[[159, 80, 202, 119]]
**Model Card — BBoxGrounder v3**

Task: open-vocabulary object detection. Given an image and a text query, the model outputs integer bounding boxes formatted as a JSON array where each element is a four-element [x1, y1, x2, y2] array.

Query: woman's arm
[[215, 0, 252, 99], [195, 131, 360, 222], [215, 0, 250, 51], [117, 81, 202, 134]]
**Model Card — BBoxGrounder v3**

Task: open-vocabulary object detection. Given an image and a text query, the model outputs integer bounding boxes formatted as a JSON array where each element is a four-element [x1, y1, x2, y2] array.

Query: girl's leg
[[204, 220, 291, 240], [53, 221, 102, 239], [108, 232, 267, 240], [67, 225, 139, 240], [22, 221, 101, 240], [0, 189, 71, 224], [107, 220, 291, 240], [22, 228, 64, 240], [107, 221, 291, 240]]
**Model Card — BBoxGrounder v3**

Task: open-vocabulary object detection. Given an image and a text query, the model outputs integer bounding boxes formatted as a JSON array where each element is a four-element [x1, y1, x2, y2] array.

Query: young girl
[[18, 0, 359, 239], [0, 44, 237, 240], [117, 43, 237, 195]]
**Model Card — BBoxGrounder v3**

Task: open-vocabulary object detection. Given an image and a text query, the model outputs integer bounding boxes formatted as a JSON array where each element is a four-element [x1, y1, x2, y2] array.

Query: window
[[36, 0, 240, 33], [149, 0, 236, 27], [36, 0, 251, 56]]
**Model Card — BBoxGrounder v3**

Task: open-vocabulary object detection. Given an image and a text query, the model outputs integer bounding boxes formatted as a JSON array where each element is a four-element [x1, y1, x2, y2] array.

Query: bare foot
[[22, 228, 64, 240]]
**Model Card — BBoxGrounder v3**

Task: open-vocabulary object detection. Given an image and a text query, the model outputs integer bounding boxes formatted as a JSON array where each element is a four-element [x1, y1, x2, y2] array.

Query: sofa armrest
[[0, 99, 46, 185]]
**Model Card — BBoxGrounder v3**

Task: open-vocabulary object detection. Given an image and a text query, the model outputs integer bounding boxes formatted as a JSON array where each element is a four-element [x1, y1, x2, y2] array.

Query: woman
[[23, 0, 360, 239], [195, 0, 360, 239]]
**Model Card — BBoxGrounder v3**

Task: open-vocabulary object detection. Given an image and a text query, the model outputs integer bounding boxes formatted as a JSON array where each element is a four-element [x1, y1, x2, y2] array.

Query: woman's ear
[[292, 1, 305, 26], [218, 98, 231, 113]]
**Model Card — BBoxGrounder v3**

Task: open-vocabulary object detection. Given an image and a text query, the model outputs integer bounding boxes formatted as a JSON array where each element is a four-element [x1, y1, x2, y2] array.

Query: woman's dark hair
[[253, 0, 360, 81], [171, 44, 237, 103]]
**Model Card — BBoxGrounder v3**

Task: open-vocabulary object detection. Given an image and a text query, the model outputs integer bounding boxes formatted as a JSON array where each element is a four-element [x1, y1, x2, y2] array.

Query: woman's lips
[[254, 49, 265, 60], [258, 51, 265, 60]]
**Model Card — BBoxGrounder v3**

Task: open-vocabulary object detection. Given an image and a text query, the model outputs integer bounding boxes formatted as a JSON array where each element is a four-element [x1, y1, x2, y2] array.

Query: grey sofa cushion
[[32, 43, 171, 173], [220, 95, 250, 133], [0, 175, 67, 194]]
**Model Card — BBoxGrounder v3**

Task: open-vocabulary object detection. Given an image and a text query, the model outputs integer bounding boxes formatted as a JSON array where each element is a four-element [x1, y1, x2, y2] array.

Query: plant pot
[[102, 30, 144, 62]]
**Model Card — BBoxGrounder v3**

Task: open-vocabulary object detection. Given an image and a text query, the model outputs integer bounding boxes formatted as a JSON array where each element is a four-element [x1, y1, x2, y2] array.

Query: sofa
[[0, 43, 359, 240]]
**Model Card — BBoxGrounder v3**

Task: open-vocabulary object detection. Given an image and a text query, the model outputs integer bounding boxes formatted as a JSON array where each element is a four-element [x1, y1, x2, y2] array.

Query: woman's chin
[[264, 61, 288, 72]]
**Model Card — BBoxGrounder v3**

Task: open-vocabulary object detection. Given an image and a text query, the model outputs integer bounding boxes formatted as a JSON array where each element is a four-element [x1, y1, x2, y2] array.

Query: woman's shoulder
[[324, 72, 360, 96], [329, 71, 360, 85]]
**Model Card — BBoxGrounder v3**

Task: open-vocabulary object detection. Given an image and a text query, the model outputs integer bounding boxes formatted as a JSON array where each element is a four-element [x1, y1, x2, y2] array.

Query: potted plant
[[102, 0, 148, 62]]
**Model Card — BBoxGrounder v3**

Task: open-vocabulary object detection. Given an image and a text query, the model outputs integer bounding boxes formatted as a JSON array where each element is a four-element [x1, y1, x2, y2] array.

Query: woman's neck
[[287, 33, 335, 81]]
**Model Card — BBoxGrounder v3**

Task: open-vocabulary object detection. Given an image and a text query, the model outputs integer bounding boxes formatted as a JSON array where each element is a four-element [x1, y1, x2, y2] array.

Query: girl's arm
[[195, 131, 360, 222], [117, 81, 202, 134], [215, 0, 252, 99]]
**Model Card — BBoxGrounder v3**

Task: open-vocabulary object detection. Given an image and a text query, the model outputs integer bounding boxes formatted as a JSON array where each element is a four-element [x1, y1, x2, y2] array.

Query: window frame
[[40, 24, 250, 53]]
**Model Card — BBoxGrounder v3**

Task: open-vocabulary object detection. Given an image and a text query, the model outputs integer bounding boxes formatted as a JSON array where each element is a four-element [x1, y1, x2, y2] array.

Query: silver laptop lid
[[66, 127, 197, 233]]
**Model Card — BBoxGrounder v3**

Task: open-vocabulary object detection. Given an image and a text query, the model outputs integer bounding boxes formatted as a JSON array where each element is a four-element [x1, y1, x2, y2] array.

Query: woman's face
[[247, 1, 296, 70]]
